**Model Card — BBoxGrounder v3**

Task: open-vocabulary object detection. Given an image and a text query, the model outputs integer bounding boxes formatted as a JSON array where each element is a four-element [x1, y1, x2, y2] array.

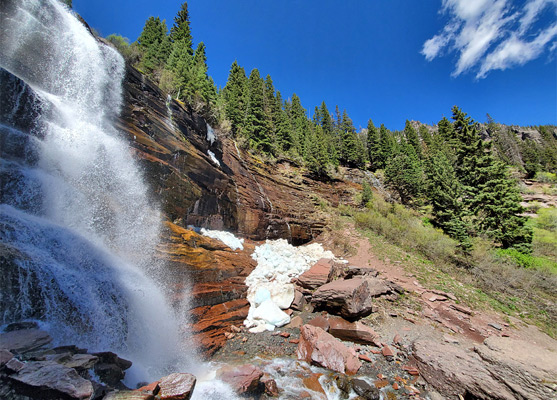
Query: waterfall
[[0, 0, 193, 383]]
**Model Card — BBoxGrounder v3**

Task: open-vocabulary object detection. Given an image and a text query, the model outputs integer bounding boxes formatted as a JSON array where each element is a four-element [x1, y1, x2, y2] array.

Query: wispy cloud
[[422, 0, 557, 78]]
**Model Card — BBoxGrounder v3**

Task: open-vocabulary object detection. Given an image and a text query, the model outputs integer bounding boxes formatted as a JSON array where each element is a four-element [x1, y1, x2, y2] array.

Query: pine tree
[[340, 110, 365, 168], [137, 17, 171, 76], [289, 94, 309, 156], [367, 119, 381, 171], [418, 125, 433, 154], [223, 61, 248, 135], [424, 152, 471, 250], [274, 91, 294, 152], [245, 69, 272, 153], [385, 142, 423, 204], [377, 124, 394, 169], [404, 120, 421, 158], [169, 2, 194, 54]]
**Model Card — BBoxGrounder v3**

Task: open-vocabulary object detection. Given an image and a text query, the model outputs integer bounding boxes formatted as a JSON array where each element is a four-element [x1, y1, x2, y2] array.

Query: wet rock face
[[157, 373, 196, 400], [118, 65, 328, 244], [217, 364, 264, 395]]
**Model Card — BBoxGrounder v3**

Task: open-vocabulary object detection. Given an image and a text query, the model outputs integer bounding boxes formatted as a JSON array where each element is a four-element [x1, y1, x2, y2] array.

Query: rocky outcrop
[[297, 324, 361, 375], [411, 338, 557, 400]]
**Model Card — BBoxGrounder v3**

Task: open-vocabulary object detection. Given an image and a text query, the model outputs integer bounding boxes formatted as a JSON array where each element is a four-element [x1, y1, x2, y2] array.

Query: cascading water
[[0, 0, 194, 384]]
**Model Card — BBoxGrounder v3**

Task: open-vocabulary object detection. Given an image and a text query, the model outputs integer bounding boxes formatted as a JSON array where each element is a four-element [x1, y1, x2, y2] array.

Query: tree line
[[104, 1, 557, 255]]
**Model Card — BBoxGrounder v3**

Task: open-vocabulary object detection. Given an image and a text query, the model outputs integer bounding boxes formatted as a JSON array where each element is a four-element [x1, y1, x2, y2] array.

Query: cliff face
[[116, 65, 362, 354], [118, 65, 334, 244]]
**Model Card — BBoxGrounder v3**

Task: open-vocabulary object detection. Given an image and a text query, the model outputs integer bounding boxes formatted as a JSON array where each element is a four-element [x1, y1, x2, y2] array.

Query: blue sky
[[73, 0, 557, 131]]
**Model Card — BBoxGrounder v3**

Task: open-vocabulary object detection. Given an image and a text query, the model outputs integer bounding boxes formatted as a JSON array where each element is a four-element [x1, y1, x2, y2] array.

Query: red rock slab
[[297, 259, 334, 290], [307, 316, 330, 332], [158, 373, 196, 400], [382, 345, 394, 358], [358, 353, 372, 362], [217, 364, 263, 395], [297, 324, 361, 375], [311, 278, 373, 319], [328, 316, 382, 347], [136, 381, 160, 395]]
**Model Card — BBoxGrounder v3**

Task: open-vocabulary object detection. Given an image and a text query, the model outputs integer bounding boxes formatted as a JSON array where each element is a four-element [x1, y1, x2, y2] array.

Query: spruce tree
[[385, 142, 423, 204], [137, 17, 171, 76], [340, 110, 365, 168], [418, 125, 433, 154], [377, 124, 394, 169], [404, 120, 421, 158], [169, 2, 194, 54], [274, 91, 294, 152], [367, 119, 381, 171], [223, 61, 248, 135], [289, 94, 309, 156], [245, 69, 272, 153]]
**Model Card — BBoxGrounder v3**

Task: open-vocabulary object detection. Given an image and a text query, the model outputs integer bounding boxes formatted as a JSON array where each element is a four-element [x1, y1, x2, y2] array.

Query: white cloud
[[422, 0, 557, 78]]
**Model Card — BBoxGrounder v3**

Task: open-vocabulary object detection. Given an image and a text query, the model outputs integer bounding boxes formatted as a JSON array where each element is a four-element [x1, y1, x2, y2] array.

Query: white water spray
[[0, 0, 193, 383]]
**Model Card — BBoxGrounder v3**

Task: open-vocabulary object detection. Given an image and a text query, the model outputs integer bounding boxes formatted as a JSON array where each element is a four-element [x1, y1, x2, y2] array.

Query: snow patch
[[244, 239, 334, 332], [200, 228, 244, 251], [207, 150, 220, 167], [206, 123, 216, 144]]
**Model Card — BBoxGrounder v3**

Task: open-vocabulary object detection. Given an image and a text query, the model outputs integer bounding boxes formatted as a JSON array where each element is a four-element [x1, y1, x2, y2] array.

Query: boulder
[[158, 373, 196, 400], [474, 336, 557, 400], [296, 259, 334, 290], [352, 378, 380, 400], [0, 329, 52, 354], [311, 278, 373, 319], [217, 364, 263, 395], [261, 374, 279, 397], [92, 352, 132, 386], [412, 340, 516, 400], [297, 324, 361, 375], [45, 353, 98, 370], [328, 316, 382, 347], [8, 360, 94, 400], [364, 277, 392, 297]]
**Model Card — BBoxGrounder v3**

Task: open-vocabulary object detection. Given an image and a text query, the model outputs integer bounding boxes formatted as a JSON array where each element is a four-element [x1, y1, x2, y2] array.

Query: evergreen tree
[[367, 119, 381, 171], [169, 1, 194, 54], [289, 94, 309, 156], [404, 120, 421, 158], [305, 125, 330, 176], [340, 110, 365, 167], [385, 142, 423, 204], [377, 124, 394, 169], [245, 69, 272, 153], [223, 61, 248, 135], [424, 153, 471, 250], [418, 125, 433, 153], [186, 42, 216, 110], [274, 91, 294, 152], [137, 17, 171, 76], [318, 102, 338, 165]]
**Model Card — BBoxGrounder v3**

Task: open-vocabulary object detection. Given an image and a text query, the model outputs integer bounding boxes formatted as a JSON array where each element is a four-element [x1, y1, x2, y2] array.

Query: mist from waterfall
[[0, 0, 195, 383]]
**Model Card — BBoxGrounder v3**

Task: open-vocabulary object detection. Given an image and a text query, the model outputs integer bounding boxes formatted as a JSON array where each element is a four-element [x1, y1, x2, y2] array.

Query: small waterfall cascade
[[0, 0, 193, 383]]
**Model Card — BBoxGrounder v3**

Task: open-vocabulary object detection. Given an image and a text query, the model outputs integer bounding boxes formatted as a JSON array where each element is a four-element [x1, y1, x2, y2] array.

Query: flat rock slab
[[104, 392, 155, 400], [297, 258, 334, 290], [0, 329, 52, 354], [328, 316, 382, 347], [158, 372, 196, 400], [297, 324, 361, 375], [475, 336, 557, 400], [8, 360, 94, 400], [217, 364, 263, 395], [412, 340, 516, 400]]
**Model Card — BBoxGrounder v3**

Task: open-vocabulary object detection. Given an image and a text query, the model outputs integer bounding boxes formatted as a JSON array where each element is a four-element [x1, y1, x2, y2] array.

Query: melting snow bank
[[244, 239, 334, 333], [200, 228, 244, 251], [207, 150, 220, 167]]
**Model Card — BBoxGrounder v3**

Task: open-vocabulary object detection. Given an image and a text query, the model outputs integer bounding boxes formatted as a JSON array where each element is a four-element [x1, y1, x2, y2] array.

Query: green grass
[[331, 196, 557, 338]]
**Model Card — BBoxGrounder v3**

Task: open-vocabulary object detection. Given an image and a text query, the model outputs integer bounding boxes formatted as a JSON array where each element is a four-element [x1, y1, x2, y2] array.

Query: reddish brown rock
[[297, 325, 361, 375], [393, 334, 402, 345], [157, 373, 196, 400], [311, 278, 373, 319], [328, 316, 382, 347], [302, 373, 325, 395], [136, 381, 160, 395], [290, 290, 306, 311], [7, 361, 93, 400], [393, 382, 400, 390], [217, 364, 263, 395], [261, 375, 279, 397], [105, 392, 154, 400], [382, 345, 394, 358], [358, 353, 372, 362], [297, 259, 334, 290], [279, 332, 291, 338], [307, 316, 330, 331]]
